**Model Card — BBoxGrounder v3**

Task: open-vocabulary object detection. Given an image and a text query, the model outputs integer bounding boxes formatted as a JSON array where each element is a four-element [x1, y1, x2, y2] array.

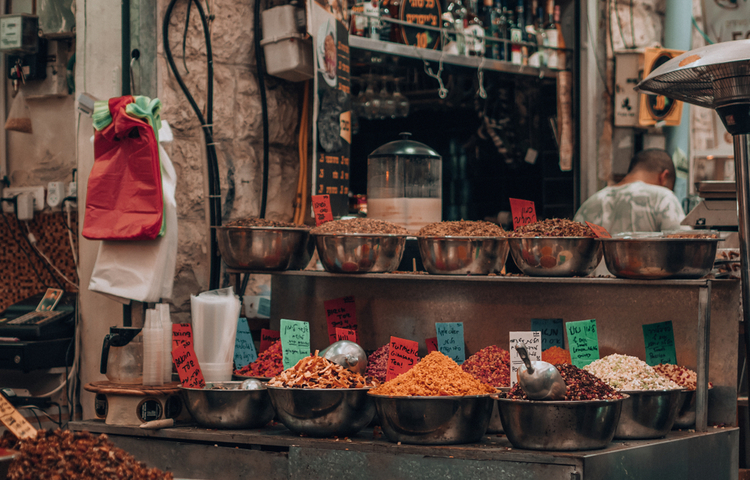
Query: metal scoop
[[514, 341, 567, 400]]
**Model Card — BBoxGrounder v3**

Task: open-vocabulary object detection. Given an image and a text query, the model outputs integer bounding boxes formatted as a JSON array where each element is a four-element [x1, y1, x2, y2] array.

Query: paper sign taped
[[566, 319, 600, 368], [234, 318, 258, 369], [585, 222, 611, 238], [531, 318, 564, 351], [510, 198, 537, 229], [386, 336, 419, 381], [172, 323, 193, 348], [312, 194, 334, 226], [436, 322, 465, 365], [324, 296, 357, 344], [642, 321, 677, 366], [281, 319, 311, 370], [172, 342, 205, 389], [260, 329, 280, 353], [335, 327, 357, 343], [426, 337, 438, 353]]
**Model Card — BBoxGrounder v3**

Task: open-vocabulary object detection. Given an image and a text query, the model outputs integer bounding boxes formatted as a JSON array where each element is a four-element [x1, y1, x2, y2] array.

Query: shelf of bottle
[[349, 35, 561, 78]]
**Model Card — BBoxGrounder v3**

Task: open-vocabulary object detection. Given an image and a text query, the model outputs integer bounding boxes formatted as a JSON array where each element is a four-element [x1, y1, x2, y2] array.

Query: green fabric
[[92, 100, 112, 131]]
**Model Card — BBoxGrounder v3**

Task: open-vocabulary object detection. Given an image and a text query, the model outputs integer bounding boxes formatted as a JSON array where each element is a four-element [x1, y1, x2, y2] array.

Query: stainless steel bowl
[[314, 234, 407, 273], [0, 448, 19, 479], [486, 387, 510, 434], [495, 395, 626, 451], [673, 387, 712, 429], [370, 394, 494, 445], [417, 236, 509, 275], [181, 381, 275, 429], [615, 389, 684, 439], [267, 387, 375, 437], [508, 237, 602, 277], [216, 226, 311, 270], [601, 236, 721, 280]]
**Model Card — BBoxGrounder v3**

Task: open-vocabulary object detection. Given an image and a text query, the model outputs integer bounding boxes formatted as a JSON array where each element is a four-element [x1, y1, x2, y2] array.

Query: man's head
[[627, 149, 676, 190]]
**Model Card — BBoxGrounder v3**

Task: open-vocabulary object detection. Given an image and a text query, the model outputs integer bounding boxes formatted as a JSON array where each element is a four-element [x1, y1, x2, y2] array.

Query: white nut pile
[[584, 354, 681, 391]]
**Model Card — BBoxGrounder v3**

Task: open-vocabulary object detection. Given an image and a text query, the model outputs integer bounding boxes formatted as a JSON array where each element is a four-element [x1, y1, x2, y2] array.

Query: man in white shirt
[[574, 149, 685, 235]]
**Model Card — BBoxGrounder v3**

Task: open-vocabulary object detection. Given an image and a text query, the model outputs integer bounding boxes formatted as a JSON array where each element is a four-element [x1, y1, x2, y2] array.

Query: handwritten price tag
[[0, 394, 37, 439], [260, 329, 280, 353], [172, 341, 205, 389], [172, 323, 193, 348], [585, 222, 611, 238], [324, 296, 357, 344], [312, 194, 334, 226], [531, 318, 564, 351], [566, 319, 600, 369], [281, 319, 311, 370], [509, 331, 541, 387], [234, 318, 258, 369], [436, 322, 465, 365], [642, 321, 677, 366], [386, 336, 419, 381], [335, 327, 357, 343], [510, 198, 537, 229], [426, 337, 438, 353]]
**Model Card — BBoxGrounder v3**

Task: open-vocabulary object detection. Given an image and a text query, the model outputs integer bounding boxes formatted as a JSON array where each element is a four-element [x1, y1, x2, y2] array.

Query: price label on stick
[[260, 329, 280, 353], [531, 318, 564, 351], [312, 194, 334, 226], [425, 337, 438, 353], [280, 319, 310, 370], [335, 327, 357, 343], [642, 321, 677, 366], [234, 318, 258, 369], [510, 198, 537, 229], [172, 341, 205, 388], [386, 336, 419, 381], [509, 331, 541, 387], [0, 394, 37, 439], [585, 222, 612, 238], [172, 323, 193, 349], [324, 296, 357, 344], [436, 322, 465, 365], [566, 319, 600, 369]]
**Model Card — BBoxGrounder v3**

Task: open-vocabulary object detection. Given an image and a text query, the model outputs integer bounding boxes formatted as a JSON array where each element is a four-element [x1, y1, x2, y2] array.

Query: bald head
[[626, 149, 676, 190]]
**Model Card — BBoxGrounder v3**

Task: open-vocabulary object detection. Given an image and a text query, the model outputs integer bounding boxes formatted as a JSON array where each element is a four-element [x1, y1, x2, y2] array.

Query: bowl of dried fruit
[[216, 218, 311, 271], [416, 220, 509, 275]]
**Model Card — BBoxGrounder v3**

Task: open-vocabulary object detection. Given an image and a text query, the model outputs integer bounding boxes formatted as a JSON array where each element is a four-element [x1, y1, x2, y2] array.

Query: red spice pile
[[507, 364, 623, 401], [366, 344, 389, 383], [461, 345, 510, 387], [235, 340, 283, 377], [542, 346, 571, 365]]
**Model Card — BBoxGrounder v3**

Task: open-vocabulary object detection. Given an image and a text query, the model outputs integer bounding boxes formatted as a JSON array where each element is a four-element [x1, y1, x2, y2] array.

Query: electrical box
[[7, 37, 47, 83], [639, 47, 685, 127], [614, 52, 643, 127], [0, 15, 38, 54]]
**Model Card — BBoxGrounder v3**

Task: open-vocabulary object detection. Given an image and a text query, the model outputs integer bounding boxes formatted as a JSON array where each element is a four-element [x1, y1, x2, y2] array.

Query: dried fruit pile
[[235, 340, 284, 378], [507, 218, 594, 237], [268, 353, 378, 388], [366, 344, 389, 383], [584, 354, 682, 391], [460, 345, 510, 387], [653, 364, 711, 390], [506, 364, 623, 400], [224, 218, 303, 228], [311, 218, 408, 235], [418, 220, 505, 237]]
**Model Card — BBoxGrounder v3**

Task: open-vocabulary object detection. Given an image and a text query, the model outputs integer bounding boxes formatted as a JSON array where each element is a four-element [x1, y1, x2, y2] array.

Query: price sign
[[260, 329, 280, 353], [510, 198, 537, 229], [642, 321, 677, 366], [399, 0, 442, 49], [509, 331, 541, 387], [0, 394, 37, 439], [257, 297, 271, 317], [425, 337, 438, 353], [172, 341, 205, 388], [312, 194, 334, 226], [335, 327, 357, 343], [234, 318, 258, 369], [531, 318, 564, 351], [280, 319, 311, 370], [585, 222, 612, 239], [172, 323, 193, 348], [436, 322, 465, 365], [324, 296, 357, 344], [386, 336, 419, 381], [566, 319, 600, 368]]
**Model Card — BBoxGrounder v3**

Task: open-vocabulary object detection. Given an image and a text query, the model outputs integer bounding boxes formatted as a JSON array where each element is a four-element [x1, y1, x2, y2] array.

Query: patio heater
[[637, 39, 750, 430]]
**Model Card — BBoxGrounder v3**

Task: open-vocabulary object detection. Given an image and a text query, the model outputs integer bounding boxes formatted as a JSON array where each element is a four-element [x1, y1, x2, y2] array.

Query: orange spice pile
[[268, 353, 378, 389], [369, 351, 495, 396], [542, 346, 572, 365]]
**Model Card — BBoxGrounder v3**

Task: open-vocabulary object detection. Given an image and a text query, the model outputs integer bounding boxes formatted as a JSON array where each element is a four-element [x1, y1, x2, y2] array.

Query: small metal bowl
[[314, 233, 407, 273], [673, 386, 713, 429], [417, 236, 509, 275], [600, 234, 721, 280], [216, 226, 311, 270], [615, 389, 684, 439], [508, 237, 602, 277], [495, 395, 626, 451], [370, 394, 494, 445], [267, 386, 376, 437], [180, 381, 275, 429]]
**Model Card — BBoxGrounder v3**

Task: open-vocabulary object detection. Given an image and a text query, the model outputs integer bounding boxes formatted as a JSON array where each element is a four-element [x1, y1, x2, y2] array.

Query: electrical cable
[[254, 0, 270, 218], [692, 16, 714, 45], [182, 0, 191, 74], [22, 222, 76, 289], [19, 405, 62, 429], [15, 217, 65, 291], [19, 406, 43, 430], [294, 80, 310, 224], [629, 0, 635, 48], [0, 209, 46, 286], [613, 0, 628, 50]]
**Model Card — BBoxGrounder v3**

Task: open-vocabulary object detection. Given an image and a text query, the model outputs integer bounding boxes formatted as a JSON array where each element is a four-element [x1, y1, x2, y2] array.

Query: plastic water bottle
[[142, 309, 164, 386]]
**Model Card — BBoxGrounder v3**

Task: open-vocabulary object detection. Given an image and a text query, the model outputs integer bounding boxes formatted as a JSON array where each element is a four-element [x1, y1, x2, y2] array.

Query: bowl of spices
[[369, 352, 496, 445], [216, 218, 311, 271], [653, 363, 712, 429], [507, 219, 601, 277], [311, 218, 408, 273], [234, 340, 283, 380], [416, 221, 509, 275]]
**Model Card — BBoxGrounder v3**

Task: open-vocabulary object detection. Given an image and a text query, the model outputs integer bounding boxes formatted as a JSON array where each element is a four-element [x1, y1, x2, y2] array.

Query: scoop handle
[[515, 341, 534, 374]]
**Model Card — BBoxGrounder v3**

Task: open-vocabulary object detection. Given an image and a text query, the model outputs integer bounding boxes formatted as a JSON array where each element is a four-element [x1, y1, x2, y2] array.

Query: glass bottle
[[509, 0, 523, 65], [545, 2, 562, 69], [535, 6, 547, 66], [444, 0, 468, 55]]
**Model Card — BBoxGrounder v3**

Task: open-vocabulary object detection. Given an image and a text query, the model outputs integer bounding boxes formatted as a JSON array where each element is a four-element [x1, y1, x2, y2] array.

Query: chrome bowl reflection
[[673, 387, 712, 429], [314, 234, 407, 273], [181, 381, 274, 429], [267, 387, 375, 437], [601, 235, 721, 280], [216, 226, 311, 270], [417, 236, 509, 275], [370, 394, 494, 445], [508, 237, 602, 277], [495, 395, 626, 451], [615, 389, 684, 439]]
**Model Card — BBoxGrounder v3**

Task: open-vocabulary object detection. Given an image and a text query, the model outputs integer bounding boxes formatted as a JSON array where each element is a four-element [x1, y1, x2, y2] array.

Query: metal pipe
[[734, 134, 750, 422], [696, 283, 710, 432], [122, 0, 131, 96]]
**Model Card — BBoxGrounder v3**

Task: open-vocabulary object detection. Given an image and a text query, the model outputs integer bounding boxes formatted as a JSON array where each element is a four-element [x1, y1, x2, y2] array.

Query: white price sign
[[509, 331, 542, 388]]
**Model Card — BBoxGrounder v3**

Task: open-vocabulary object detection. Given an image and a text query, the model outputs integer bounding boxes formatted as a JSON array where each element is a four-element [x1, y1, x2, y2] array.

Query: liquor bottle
[[545, 2, 563, 69], [535, 6, 547, 66], [510, 0, 526, 65], [444, 0, 469, 55], [465, 0, 485, 56], [364, 0, 381, 39], [489, 0, 508, 60]]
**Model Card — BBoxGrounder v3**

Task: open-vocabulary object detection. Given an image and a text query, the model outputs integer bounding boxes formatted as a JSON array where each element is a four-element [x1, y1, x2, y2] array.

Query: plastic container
[[142, 309, 164, 386], [200, 362, 233, 383], [260, 5, 313, 82], [158, 303, 173, 383], [191, 288, 242, 366]]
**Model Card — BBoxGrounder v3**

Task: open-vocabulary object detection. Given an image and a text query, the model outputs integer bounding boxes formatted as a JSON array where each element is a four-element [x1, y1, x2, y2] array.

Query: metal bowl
[[370, 394, 494, 445], [673, 387, 713, 429], [508, 237, 602, 277], [0, 448, 19, 479], [314, 234, 407, 273], [216, 226, 311, 270], [180, 381, 275, 429], [417, 236, 509, 275], [615, 389, 684, 439], [495, 395, 626, 451], [600, 235, 721, 280], [486, 387, 510, 433], [267, 386, 375, 437]]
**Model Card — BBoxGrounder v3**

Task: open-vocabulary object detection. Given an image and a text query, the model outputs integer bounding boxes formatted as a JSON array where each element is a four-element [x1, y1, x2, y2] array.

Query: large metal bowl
[[314, 233, 407, 273], [495, 395, 626, 451], [417, 236, 509, 275], [615, 389, 684, 439], [216, 226, 311, 270], [180, 381, 275, 429], [370, 394, 494, 445], [673, 387, 713, 429], [600, 235, 721, 279], [267, 386, 375, 437], [508, 237, 602, 277]]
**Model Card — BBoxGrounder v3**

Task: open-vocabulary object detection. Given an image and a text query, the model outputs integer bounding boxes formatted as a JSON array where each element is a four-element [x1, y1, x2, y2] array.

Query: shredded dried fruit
[[506, 364, 623, 400], [311, 218, 408, 235], [366, 344, 389, 383], [224, 217, 303, 228], [542, 346, 572, 365], [418, 220, 505, 237], [269, 353, 378, 388], [584, 354, 681, 391], [235, 340, 284, 378], [507, 218, 594, 237], [460, 346, 510, 387], [653, 364, 711, 390]]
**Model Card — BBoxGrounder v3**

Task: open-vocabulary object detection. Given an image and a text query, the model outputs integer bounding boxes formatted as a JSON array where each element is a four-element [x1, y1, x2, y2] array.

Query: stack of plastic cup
[[142, 309, 164, 386], [157, 303, 173, 383], [190, 287, 242, 382]]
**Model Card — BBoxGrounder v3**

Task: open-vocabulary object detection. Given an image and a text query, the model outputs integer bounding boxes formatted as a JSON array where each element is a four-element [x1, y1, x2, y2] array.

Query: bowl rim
[[416, 235, 509, 240], [266, 385, 375, 391], [368, 393, 496, 399], [215, 225, 310, 232], [493, 393, 629, 404], [311, 232, 409, 238], [232, 374, 272, 381], [506, 236, 599, 240], [180, 381, 268, 392], [618, 388, 686, 394], [600, 237, 722, 243]]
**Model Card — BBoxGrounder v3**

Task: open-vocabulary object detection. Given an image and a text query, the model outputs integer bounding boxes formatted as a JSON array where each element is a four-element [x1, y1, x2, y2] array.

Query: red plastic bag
[[83, 96, 164, 241]]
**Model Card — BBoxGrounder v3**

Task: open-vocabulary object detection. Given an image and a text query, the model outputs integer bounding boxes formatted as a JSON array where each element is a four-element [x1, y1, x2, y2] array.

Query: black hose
[[254, 0, 270, 218], [163, 0, 222, 290]]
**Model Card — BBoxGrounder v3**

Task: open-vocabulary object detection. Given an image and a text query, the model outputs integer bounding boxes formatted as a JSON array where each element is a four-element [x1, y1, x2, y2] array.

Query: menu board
[[399, 0, 441, 49]]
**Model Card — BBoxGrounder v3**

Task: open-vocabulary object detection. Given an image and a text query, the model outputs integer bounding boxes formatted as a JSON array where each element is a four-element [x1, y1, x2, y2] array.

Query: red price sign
[[386, 336, 419, 381], [172, 323, 193, 348], [324, 296, 357, 344], [335, 327, 358, 343], [260, 329, 280, 352], [585, 222, 611, 238], [172, 341, 205, 388], [312, 194, 334, 226], [510, 198, 537, 229], [425, 337, 438, 353]]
